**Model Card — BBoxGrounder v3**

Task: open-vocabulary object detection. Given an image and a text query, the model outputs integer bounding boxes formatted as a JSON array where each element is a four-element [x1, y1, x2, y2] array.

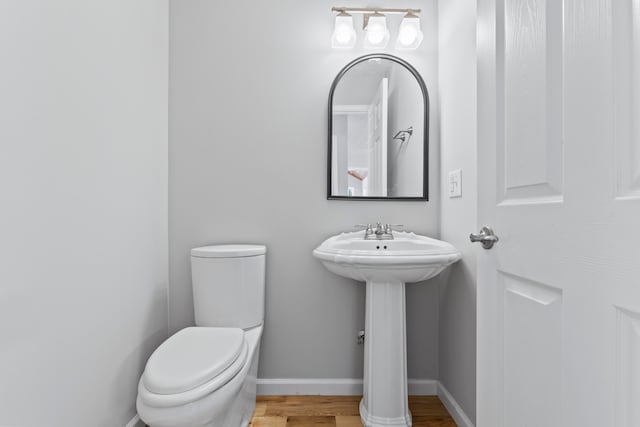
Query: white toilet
[[137, 244, 266, 427]]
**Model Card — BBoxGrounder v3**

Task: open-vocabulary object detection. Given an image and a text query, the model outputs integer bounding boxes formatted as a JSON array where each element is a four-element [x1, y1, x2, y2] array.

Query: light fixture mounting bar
[[331, 6, 421, 15]]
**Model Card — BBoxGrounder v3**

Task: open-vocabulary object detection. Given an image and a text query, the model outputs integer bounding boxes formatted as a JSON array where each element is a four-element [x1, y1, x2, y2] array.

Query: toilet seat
[[139, 327, 249, 408]]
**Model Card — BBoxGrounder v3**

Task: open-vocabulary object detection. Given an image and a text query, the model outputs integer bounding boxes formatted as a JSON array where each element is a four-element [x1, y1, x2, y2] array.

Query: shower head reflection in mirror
[[392, 126, 413, 143]]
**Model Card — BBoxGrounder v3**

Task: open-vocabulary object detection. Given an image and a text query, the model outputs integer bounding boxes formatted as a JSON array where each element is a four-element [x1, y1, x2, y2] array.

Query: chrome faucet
[[355, 222, 403, 240]]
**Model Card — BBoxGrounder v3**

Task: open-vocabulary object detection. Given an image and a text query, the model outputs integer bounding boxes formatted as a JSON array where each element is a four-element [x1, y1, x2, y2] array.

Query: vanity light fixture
[[331, 7, 423, 50], [396, 12, 423, 50], [363, 12, 390, 49], [331, 11, 357, 48]]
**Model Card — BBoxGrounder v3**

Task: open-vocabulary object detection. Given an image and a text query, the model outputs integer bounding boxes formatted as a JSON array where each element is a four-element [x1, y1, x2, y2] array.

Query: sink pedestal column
[[360, 281, 411, 427]]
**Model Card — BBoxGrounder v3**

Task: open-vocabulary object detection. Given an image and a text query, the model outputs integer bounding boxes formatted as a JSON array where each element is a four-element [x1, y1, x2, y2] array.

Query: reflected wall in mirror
[[328, 54, 429, 200]]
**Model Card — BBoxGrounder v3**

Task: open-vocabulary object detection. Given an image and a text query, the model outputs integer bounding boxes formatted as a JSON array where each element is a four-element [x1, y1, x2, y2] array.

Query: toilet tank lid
[[191, 244, 266, 258]]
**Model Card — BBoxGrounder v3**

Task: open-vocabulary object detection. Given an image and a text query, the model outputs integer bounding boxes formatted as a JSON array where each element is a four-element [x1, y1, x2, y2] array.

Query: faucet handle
[[384, 224, 404, 233], [355, 224, 373, 232]]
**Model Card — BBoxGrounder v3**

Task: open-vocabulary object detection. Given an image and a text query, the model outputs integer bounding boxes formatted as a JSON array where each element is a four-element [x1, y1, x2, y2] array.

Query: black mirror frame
[[327, 54, 430, 201]]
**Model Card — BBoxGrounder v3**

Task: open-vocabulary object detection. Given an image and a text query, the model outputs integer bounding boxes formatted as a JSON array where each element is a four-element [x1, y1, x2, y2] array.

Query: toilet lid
[[142, 327, 246, 395]]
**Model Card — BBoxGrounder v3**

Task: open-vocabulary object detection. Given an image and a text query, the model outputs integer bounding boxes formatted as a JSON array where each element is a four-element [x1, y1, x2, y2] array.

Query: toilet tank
[[190, 244, 266, 329]]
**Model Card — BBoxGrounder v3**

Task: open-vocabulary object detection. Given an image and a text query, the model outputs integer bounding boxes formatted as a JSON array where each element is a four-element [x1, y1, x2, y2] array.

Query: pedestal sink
[[313, 231, 461, 427]]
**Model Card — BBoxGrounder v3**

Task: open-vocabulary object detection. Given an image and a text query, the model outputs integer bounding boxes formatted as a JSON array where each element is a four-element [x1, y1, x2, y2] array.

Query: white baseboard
[[257, 378, 362, 395], [125, 414, 145, 427], [256, 378, 437, 396], [437, 382, 475, 427]]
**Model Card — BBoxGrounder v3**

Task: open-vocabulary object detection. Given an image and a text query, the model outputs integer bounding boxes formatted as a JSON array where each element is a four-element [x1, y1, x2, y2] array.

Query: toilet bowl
[[137, 325, 262, 427], [137, 244, 266, 427]]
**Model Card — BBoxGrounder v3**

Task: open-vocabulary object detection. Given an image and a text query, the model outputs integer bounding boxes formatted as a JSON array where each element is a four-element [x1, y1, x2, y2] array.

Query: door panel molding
[[500, 271, 563, 427], [497, 0, 565, 205], [615, 307, 640, 427], [614, 0, 640, 200]]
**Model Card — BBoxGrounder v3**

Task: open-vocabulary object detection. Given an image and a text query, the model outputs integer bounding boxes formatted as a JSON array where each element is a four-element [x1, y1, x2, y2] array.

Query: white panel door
[[476, 0, 640, 426], [367, 78, 388, 197]]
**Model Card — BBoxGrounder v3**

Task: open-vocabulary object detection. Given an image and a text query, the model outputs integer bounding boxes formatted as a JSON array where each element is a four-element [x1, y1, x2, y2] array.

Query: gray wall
[[0, 1, 168, 426], [169, 0, 441, 380], [438, 0, 478, 422]]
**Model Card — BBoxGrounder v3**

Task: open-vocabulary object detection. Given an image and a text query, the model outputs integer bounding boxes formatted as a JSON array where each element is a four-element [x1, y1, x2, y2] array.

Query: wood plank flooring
[[250, 395, 458, 427]]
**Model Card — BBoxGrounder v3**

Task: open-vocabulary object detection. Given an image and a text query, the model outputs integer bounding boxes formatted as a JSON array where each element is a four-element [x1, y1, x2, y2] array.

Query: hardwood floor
[[250, 396, 458, 427]]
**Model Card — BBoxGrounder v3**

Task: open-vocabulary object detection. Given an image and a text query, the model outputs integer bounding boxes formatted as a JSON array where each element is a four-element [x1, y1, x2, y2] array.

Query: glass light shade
[[363, 13, 389, 49], [395, 13, 423, 50], [331, 13, 356, 48]]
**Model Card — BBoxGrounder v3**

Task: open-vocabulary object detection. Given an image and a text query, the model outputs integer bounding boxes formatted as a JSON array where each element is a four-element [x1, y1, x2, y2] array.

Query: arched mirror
[[328, 54, 429, 200]]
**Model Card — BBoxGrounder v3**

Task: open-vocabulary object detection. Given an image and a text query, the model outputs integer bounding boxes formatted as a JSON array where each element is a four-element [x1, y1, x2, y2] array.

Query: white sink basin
[[313, 230, 461, 283], [313, 230, 461, 427]]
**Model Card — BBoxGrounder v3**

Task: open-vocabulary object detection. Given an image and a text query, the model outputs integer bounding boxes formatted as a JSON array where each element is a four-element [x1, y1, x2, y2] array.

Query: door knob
[[470, 226, 499, 249]]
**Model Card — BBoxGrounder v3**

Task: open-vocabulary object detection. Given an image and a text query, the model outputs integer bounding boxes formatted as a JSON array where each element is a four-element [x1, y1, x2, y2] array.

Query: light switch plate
[[448, 169, 462, 198]]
